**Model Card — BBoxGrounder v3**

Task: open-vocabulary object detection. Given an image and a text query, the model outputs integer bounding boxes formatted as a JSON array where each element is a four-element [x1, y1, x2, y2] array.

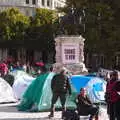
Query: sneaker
[[48, 114, 54, 118]]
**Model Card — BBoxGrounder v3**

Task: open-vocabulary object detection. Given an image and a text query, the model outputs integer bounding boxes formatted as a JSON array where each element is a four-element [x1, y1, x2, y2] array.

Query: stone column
[[51, 0, 55, 9], [44, 0, 47, 7], [37, 0, 42, 7], [55, 39, 62, 63]]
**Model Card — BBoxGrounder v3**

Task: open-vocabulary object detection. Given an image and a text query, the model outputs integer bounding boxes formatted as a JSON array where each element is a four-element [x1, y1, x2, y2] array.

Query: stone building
[[0, 0, 66, 16]]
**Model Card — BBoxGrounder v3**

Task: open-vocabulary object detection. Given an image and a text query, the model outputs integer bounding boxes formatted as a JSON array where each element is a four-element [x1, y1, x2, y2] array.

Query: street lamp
[[71, 5, 76, 24]]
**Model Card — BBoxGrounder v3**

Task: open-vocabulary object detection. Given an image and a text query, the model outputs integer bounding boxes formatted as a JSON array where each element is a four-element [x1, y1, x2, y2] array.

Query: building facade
[[0, 0, 66, 16]]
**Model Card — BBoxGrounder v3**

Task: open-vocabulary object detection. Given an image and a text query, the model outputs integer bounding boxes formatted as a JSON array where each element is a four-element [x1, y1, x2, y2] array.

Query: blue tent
[[85, 72, 97, 77], [70, 75, 106, 103], [70, 75, 94, 92]]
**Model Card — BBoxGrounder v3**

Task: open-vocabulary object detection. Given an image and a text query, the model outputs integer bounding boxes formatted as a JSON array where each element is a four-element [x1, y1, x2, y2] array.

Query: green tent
[[18, 72, 77, 112]]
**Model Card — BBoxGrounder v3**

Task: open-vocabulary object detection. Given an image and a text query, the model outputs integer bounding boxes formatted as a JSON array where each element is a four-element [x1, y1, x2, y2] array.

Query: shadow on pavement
[[2, 118, 61, 120], [0, 106, 19, 113]]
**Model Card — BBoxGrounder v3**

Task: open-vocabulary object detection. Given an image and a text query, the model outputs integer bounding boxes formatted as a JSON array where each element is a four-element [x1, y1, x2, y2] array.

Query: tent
[[37, 72, 77, 111], [71, 75, 107, 103], [18, 72, 77, 111], [86, 72, 97, 77], [0, 77, 16, 103], [12, 70, 35, 99]]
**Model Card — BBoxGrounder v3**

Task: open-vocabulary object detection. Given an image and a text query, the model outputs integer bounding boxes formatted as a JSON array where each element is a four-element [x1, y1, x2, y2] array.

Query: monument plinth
[[55, 35, 87, 74]]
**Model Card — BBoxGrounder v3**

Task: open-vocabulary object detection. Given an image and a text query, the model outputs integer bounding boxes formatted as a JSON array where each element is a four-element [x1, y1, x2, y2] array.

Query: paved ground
[[0, 103, 109, 120]]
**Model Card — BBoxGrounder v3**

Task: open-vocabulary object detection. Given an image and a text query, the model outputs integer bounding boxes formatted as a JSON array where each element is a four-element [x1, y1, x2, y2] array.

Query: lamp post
[[71, 5, 76, 24], [82, 8, 86, 33]]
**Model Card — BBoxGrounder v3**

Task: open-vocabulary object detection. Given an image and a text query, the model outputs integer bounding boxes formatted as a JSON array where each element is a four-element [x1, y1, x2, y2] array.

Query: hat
[[35, 62, 44, 67]]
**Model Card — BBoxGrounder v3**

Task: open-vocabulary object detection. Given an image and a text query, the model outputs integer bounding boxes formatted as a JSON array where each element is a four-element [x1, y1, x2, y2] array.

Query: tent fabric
[[86, 72, 97, 77], [18, 72, 77, 112], [71, 75, 92, 92], [71, 75, 106, 103], [17, 72, 49, 111], [85, 77, 106, 103], [10, 70, 30, 80], [37, 73, 77, 111], [12, 70, 35, 99], [0, 77, 16, 103]]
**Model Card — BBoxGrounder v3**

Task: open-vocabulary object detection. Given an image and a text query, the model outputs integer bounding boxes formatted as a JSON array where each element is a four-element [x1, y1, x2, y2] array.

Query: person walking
[[48, 68, 71, 118], [106, 70, 120, 120]]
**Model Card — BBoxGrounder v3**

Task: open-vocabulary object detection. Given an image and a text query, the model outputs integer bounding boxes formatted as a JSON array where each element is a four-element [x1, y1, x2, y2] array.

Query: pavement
[[0, 103, 109, 120]]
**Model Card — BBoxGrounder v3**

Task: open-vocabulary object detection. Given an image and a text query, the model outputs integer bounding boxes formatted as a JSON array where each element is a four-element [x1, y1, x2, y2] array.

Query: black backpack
[[62, 109, 80, 120]]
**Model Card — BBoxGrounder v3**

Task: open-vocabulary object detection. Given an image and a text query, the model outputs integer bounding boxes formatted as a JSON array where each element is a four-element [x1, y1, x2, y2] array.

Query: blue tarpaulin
[[70, 75, 106, 103], [70, 75, 94, 92]]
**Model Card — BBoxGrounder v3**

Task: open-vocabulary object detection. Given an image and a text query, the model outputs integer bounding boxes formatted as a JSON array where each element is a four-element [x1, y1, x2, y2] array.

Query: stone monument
[[55, 35, 88, 74]]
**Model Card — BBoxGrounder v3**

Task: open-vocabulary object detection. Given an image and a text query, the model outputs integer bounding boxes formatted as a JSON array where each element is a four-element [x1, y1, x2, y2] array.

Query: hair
[[80, 88, 86, 92], [49, 66, 53, 72], [60, 69, 65, 74]]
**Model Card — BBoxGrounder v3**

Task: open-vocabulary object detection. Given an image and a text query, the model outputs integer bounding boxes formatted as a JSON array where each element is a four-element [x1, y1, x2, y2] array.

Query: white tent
[[0, 77, 16, 103], [12, 70, 35, 99], [85, 77, 107, 103]]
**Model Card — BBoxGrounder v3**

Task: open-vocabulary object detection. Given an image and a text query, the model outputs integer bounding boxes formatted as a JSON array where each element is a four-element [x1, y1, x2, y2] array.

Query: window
[[32, 0, 36, 5], [42, 0, 45, 6], [64, 49, 76, 61], [47, 0, 50, 7], [26, 0, 29, 4], [62, 44, 79, 64]]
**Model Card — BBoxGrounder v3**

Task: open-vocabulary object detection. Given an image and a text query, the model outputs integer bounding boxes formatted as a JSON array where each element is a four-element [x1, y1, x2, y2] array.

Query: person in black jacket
[[76, 88, 99, 120], [48, 68, 71, 118]]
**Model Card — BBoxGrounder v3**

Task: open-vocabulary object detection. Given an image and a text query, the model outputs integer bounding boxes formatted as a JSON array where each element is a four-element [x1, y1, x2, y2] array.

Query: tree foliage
[[60, 0, 120, 68], [0, 8, 59, 54], [26, 8, 58, 51], [31, 8, 57, 27], [0, 8, 30, 41]]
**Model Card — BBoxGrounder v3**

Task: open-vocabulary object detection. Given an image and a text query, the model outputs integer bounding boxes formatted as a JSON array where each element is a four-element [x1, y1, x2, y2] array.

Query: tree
[[0, 8, 30, 41], [60, 0, 120, 68], [26, 8, 58, 51]]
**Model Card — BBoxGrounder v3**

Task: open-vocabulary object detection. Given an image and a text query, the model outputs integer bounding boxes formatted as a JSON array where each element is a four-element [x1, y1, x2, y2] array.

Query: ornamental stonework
[[55, 35, 88, 74]]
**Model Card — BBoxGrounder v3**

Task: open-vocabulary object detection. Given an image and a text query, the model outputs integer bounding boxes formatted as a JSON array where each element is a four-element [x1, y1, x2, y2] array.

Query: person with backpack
[[106, 70, 120, 120]]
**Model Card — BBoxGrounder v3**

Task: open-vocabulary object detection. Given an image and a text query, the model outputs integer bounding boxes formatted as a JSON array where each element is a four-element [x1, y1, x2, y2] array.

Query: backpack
[[62, 109, 79, 120]]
